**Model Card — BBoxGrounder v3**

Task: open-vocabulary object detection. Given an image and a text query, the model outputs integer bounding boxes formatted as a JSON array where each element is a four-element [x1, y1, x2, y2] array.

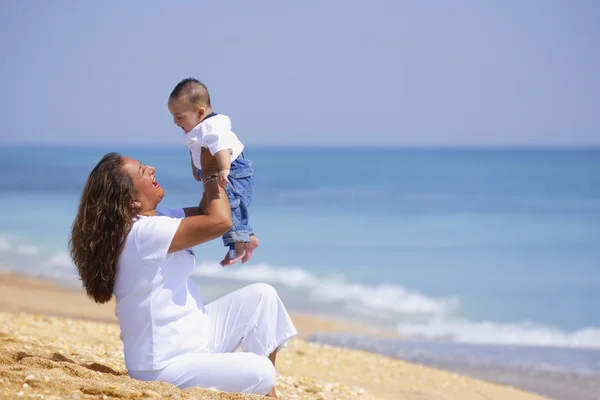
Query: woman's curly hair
[[69, 152, 136, 303]]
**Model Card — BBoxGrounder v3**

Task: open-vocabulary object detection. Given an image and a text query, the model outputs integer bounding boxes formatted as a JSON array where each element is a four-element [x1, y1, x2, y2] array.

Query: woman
[[69, 148, 297, 398]]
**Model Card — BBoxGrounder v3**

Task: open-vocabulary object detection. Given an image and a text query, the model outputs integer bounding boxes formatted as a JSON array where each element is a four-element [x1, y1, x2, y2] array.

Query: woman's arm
[[182, 203, 203, 217], [168, 150, 232, 253], [181, 189, 207, 217]]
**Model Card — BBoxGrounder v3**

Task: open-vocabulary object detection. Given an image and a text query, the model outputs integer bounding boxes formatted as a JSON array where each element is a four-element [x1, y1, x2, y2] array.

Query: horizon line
[[0, 143, 599, 150]]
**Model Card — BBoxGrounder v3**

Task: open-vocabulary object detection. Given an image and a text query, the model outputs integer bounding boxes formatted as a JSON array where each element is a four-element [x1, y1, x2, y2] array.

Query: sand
[[0, 269, 550, 400]]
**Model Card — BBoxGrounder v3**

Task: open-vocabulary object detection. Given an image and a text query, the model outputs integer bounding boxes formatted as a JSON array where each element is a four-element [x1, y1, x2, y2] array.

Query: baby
[[168, 78, 259, 266]]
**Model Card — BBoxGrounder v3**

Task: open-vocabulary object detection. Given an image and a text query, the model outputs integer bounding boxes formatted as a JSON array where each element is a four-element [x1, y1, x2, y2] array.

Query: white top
[[182, 114, 244, 172], [113, 206, 209, 371]]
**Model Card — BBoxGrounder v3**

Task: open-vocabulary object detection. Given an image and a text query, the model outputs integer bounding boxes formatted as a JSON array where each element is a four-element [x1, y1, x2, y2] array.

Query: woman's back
[[114, 210, 208, 371]]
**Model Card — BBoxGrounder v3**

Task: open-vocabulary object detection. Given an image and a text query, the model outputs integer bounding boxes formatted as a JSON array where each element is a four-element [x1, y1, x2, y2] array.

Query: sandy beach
[[0, 268, 549, 400]]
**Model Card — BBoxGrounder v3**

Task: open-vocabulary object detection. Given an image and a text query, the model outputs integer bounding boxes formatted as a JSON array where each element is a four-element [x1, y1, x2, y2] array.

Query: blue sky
[[0, 1, 598, 147]]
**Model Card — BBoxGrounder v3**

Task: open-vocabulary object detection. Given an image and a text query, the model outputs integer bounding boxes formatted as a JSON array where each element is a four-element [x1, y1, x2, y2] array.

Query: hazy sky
[[0, 1, 598, 147]]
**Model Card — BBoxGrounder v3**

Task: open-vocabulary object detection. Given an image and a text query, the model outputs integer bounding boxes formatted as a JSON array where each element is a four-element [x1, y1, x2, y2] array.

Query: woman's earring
[[132, 201, 141, 209]]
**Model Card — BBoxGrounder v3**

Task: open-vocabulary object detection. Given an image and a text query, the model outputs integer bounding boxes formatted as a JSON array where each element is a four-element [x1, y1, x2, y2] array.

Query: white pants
[[129, 283, 298, 395]]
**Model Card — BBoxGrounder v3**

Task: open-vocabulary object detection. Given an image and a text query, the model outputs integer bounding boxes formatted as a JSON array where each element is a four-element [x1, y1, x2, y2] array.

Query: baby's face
[[168, 96, 204, 133]]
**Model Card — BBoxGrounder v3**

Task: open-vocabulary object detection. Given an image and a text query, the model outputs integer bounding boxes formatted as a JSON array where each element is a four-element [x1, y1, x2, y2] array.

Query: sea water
[[1, 146, 599, 398]]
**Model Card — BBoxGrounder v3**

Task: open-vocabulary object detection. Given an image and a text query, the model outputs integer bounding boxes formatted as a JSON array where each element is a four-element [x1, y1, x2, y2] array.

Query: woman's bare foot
[[266, 387, 279, 398], [242, 235, 260, 263]]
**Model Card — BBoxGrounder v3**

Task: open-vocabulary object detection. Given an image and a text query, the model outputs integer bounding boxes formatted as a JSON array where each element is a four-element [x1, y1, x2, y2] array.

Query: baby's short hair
[[170, 78, 211, 107]]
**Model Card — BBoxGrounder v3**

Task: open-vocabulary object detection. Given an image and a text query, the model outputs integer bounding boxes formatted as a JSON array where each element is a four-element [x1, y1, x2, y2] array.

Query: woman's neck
[[137, 209, 157, 217]]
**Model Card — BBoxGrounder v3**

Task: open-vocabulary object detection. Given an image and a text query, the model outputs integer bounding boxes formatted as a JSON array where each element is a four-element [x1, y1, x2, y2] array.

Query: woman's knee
[[246, 282, 279, 300]]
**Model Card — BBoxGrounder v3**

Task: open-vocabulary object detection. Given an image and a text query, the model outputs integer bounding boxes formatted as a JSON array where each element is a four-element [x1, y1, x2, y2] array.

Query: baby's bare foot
[[242, 236, 260, 264], [220, 242, 246, 267]]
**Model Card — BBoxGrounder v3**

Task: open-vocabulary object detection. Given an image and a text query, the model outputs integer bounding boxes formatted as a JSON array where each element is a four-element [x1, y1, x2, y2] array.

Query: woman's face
[[122, 157, 164, 213]]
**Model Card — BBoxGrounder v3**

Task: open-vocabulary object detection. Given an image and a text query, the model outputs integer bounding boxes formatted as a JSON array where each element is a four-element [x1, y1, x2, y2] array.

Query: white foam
[[4, 245, 600, 350], [195, 262, 315, 287], [16, 245, 38, 255], [396, 318, 600, 349], [0, 236, 38, 255], [0, 236, 10, 252], [45, 251, 75, 269], [193, 262, 457, 318]]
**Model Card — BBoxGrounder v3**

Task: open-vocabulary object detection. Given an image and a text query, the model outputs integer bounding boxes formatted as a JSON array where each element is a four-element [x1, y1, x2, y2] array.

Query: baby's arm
[[203, 117, 233, 188], [214, 149, 232, 188]]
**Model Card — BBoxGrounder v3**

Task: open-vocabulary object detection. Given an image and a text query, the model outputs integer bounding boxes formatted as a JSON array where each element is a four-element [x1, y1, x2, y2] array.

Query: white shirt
[[113, 206, 209, 371], [182, 114, 245, 172]]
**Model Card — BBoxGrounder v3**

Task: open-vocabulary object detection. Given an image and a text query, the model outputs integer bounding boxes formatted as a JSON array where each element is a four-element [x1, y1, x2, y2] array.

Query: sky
[[0, 0, 598, 147]]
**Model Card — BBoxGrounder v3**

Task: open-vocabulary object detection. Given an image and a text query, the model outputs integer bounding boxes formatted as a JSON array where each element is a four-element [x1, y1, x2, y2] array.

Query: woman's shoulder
[[124, 210, 184, 262], [130, 209, 184, 237]]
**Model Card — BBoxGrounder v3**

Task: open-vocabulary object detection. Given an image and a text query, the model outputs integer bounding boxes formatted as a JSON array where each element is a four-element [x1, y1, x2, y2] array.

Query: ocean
[[1, 145, 599, 399]]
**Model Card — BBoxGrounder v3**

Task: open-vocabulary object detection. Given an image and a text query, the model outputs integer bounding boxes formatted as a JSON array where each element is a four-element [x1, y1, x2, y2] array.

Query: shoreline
[[0, 267, 397, 339], [0, 268, 550, 400]]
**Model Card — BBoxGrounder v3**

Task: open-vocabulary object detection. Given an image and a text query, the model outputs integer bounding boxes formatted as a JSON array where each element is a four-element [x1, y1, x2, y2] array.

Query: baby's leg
[[220, 181, 250, 266], [220, 171, 258, 266]]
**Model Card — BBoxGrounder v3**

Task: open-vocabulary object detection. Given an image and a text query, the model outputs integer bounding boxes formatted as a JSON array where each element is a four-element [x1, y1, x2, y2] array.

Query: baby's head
[[168, 78, 212, 133]]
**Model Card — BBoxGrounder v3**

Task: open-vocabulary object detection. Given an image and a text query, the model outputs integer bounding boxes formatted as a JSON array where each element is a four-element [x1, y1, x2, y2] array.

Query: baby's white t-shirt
[[182, 113, 244, 172], [113, 206, 209, 371]]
